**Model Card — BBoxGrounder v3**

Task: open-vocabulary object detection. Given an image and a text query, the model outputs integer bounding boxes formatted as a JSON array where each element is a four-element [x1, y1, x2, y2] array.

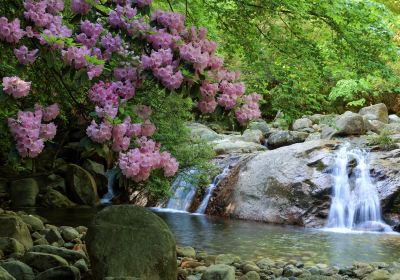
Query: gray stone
[[389, 114, 400, 124], [176, 246, 196, 258], [0, 260, 34, 280], [293, 118, 313, 131], [0, 238, 25, 256], [283, 264, 304, 277], [215, 254, 241, 265], [60, 226, 79, 242], [321, 126, 336, 140], [0, 215, 32, 249], [29, 245, 88, 264], [248, 120, 270, 137], [9, 179, 39, 207], [241, 261, 261, 273], [335, 111, 365, 136], [35, 266, 80, 280], [20, 215, 44, 232], [41, 189, 76, 208], [239, 271, 260, 280], [212, 138, 266, 155], [359, 103, 389, 123], [0, 266, 15, 280], [86, 205, 177, 279], [22, 252, 68, 272], [364, 118, 386, 133], [267, 131, 308, 149], [66, 164, 99, 206], [240, 129, 264, 144], [201, 264, 235, 280], [363, 269, 390, 280], [187, 123, 222, 141]]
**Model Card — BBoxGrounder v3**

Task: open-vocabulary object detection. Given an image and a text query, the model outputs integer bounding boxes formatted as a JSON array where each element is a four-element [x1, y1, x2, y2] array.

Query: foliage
[[367, 129, 398, 150]]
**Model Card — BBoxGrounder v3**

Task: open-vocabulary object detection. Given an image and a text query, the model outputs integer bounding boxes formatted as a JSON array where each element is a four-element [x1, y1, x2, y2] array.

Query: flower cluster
[[76, 20, 103, 48], [118, 137, 178, 182], [2, 77, 31, 99], [0, 18, 24, 44], [14, 45, 38, 65], [71, 0, 97, 15], [235, 93, 262, 125]]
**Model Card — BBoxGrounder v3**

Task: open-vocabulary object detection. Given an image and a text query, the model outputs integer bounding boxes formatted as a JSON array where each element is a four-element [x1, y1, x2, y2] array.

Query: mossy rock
[[86, 205, 177, 280]]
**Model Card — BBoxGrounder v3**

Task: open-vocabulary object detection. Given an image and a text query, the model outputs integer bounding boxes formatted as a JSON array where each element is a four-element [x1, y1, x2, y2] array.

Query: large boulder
[[239, 129, 264, 144], [35, 266, 80, 280], [0, 214, 32, 249], [41, 189, 76, 208], [0, 260, 34, 280], [335, 111, 365, 136], [292, 118, 313, 131], [20, 215, 44, 232], [211, 138, 266, 155], [389, 114, 400, 124], [83, 159, 108, 195], [9, 179, 39, 207], [267, 131, 308, 149], [201, 264, 235, 280], [86, 205, 177, 279], [359, 103, 389, 123], [0, 266, 15, 280], [22, 252, 68, 272], [248, 120, 270, 137], [30, 245, 88, 264], [187, 123, 222, 142], [0, 238, 25, 256], [66, 164, 99, 206]]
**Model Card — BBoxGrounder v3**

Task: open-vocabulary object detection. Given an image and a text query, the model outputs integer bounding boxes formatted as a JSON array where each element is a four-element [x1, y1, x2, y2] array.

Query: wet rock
[[0, 260, 34, 280], [60, 226, 79, 242], [363, 269, 390, 280], [0, 214, 32, 249], [83, 159, 108, 195], [75, 226, 87, 234], [46, 174, 66, 193], [35, 266, 80, 280], [0, 266, 15, 280], [20, 215, 44, 232], [177, 246, 196, 258], [335, 111, 365, 136], [293, 118, 313, 131], [66, 164, 99, 206], [188, 123, 222, 141], [320, 126, 336, 140], [9, 179, 39, 207], [86, 205, 177, 279], [30, 245, 88, 264], [201, 264, 235, 280], [359, 103, 389, 123], [45, 229, 64, 246], [41, 189, 76, 208], [215, 254, 241, 265], [239, 271, 260, 280], [0, 238, 25, 256], [267, 131, 308, 149], [353, 262, 374, 278], [33, 238, 49, 246], [241, 261, 261, 273], [283, 264, 303, 277], [22, 252, 68, 272], [256, 258, 275, 270], [73, 259, 89, 273]]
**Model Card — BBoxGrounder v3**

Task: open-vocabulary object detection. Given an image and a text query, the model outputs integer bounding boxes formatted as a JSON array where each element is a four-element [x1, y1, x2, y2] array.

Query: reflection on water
[[23, 207, 400, 267]]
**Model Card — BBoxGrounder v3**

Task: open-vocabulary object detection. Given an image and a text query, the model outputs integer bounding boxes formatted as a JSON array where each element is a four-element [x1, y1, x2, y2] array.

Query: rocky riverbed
[[1, 207, 400, 280]]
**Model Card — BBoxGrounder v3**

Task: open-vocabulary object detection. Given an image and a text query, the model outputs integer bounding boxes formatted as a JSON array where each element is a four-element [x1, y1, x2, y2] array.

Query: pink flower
[[14, 45, 38, 65], [2, 77, 31, 99], [40, 123, 57, 140], [86, 120, 113, 143], [0, 17, 24, 44]]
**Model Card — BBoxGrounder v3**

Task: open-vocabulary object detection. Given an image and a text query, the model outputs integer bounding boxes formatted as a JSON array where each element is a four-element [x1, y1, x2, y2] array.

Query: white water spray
[[165, 169, 198, 212], [326, 144, 392, 232], [100, 168, 118, 204]]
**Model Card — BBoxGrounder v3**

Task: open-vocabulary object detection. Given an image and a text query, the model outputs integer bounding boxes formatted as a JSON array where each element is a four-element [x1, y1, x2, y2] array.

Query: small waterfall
[[100, 168, 118, 205], [165, 169, 198, 212], [326, 144, 392, 232], [196, 167, 230, 214]]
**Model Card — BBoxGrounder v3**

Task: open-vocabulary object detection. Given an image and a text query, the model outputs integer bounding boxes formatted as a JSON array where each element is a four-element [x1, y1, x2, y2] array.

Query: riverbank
[[1, 208, 400, 279]]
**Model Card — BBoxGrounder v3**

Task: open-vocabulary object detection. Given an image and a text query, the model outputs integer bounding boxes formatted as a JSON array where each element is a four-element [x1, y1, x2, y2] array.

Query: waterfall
[[165, 169, 198, 212], [196, 167, 230, 214], [326, 144, 392, 232], [100, 168, 118, 205]]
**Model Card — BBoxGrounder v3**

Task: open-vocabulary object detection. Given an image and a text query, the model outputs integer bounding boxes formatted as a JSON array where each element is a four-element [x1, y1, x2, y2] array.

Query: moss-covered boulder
[[0, 214, 32, 249], [86, 205, 177, 279], [9, 179, 39, 207], [41, 189, 76, 208], [66, 164, 99, 206]]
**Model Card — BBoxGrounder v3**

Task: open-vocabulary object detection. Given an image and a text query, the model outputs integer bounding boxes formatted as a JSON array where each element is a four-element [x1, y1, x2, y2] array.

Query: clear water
[[165, 169, 198, 211], [23, 207, 400, 267], [196, 167, 230, 214], [100, 168, 118, 205], [327, 144, 391, 232]]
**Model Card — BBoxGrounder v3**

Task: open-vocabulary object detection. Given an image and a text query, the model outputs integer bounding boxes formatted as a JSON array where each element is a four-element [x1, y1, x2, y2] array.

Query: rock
[[177, 246, 196, 258], [215, 254, 241, 265], [66, 164, 99, 206], [353, 262, 374, 278], [33, 238, 49, 246], [201, 264, 235, 280], [60, 227, 79, 242], [0, 260, 34, 280], [321, 126, 336, 140], [212, 138, 267, 155], [389, 114, 400, 124], [293, 118, 313, 131], [45, 228, 64, 246], [364, 118, 386, 133], [359, 103, 389, 123], [46, 174, 66, 193], [248, 120, 270, 137], [20, 215, 44, 232], [35, 266, 80, 280], [75, 226, 87, 234], [283, 264, 303, 277], [256, 258, 275, 270], [241, 261, 261, 273], [306, 133, 321, 141], [239, 271, 260, 280], [308, 114, 326, 124], [41, 189, 76, 208], [0, 238, 25, 256], [73, 259, 89, 273], [209, 140, 337, 227], [239, 129, 264, 144], [86, 205, 177, 279], [29, 245, 88, 264], [22, 252, 68, 272], [267, 131, 308, 149], [335, 111, 365, 136], [83, 159, 108, 195], [363, 269, 390, 280], [188, 123, 222, 141], [0, 214, 32, 249], [9, 179, 39, 207], [390, 273, 400, 280], [0, 267, 15, 280]]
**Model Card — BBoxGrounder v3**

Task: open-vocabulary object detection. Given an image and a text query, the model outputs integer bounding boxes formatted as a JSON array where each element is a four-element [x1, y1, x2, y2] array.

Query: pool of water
[[21, 207, 400, 267]]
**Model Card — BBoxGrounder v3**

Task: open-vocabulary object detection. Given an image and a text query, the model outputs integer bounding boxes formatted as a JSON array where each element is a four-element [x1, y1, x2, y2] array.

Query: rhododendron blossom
[[0, 17, 24, 44], [14, 45, 38, 65], [2, 77, 31, 99]]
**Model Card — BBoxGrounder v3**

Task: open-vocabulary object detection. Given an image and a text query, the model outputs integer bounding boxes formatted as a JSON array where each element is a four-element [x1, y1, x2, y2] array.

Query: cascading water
[[196, 166, 230, 214], [326, 144, 392, 232], [100, 168, 118, 204], [165, 169, 198, 212]]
